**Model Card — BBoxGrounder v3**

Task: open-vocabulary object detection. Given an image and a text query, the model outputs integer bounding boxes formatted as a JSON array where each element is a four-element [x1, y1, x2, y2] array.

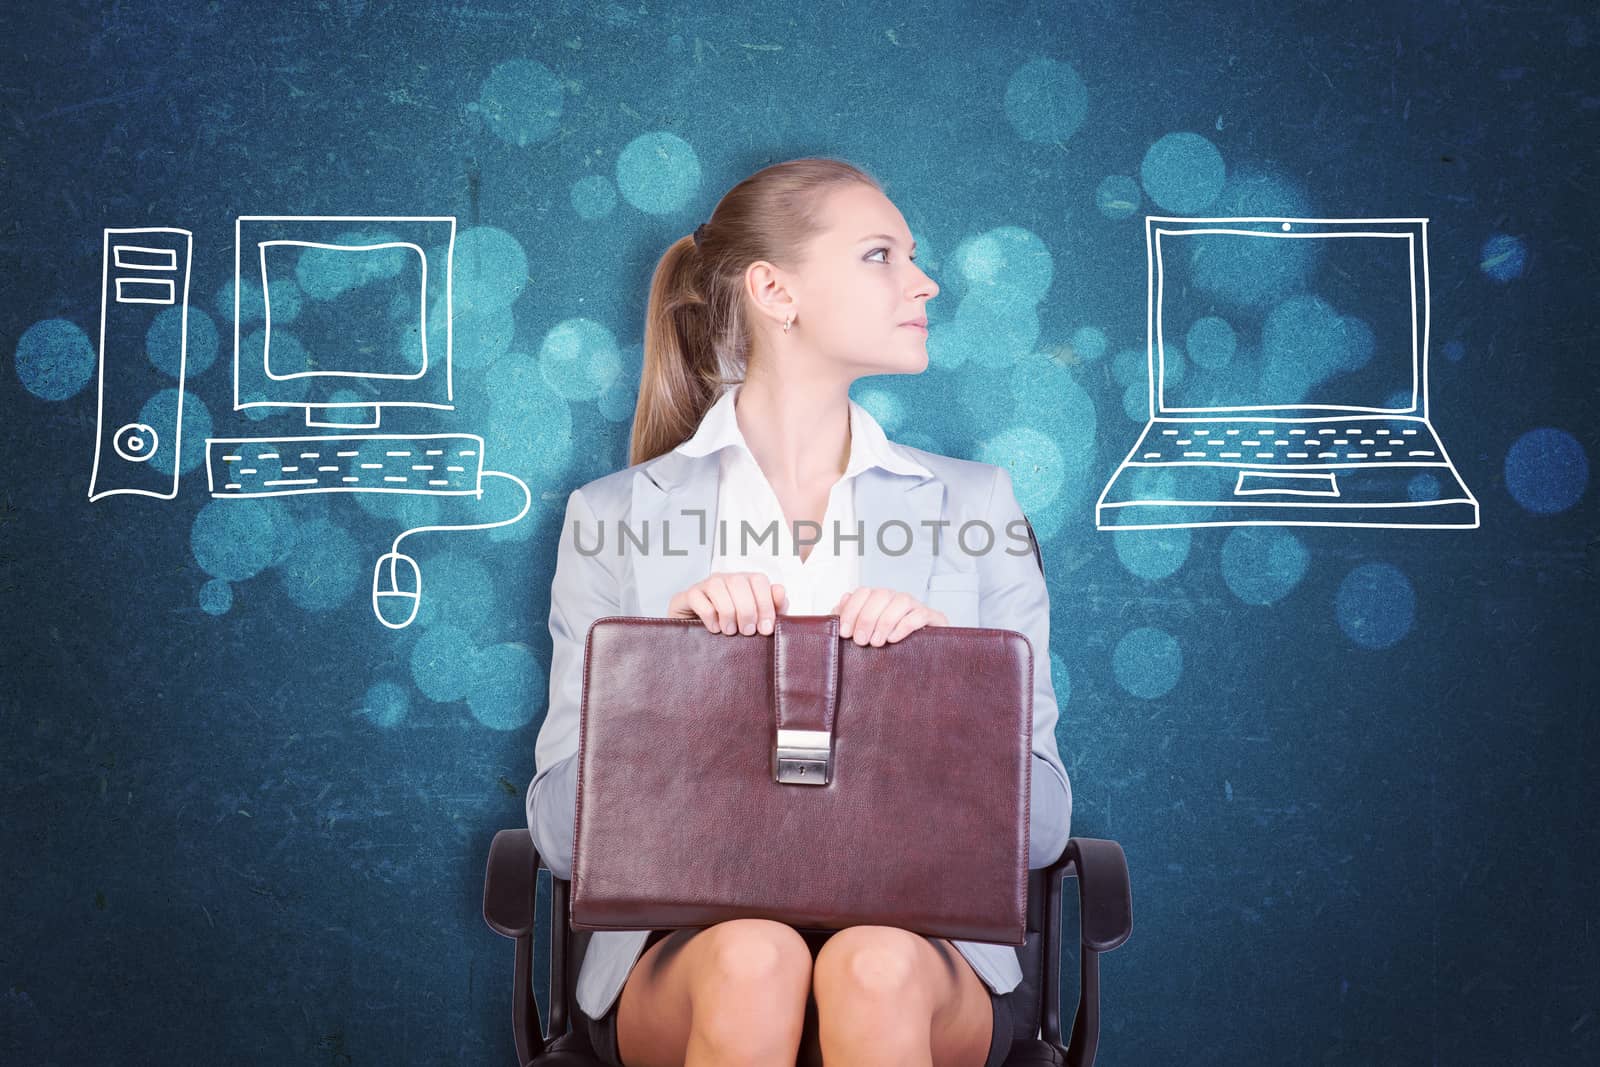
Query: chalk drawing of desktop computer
[[204, 216, 530, 629], [1095, 216, 1478, 530]]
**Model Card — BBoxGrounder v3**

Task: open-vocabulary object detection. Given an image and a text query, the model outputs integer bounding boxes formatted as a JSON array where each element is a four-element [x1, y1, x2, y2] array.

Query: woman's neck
[[731, 376, 852, 490]]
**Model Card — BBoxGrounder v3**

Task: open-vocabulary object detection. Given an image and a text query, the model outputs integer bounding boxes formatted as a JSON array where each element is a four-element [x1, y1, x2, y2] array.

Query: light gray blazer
[[526, 437, 1074, 1020]]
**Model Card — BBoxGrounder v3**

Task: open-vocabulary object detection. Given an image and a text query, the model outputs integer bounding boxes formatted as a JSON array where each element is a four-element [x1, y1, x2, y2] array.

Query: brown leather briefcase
[[569, 613, 1032, 946]]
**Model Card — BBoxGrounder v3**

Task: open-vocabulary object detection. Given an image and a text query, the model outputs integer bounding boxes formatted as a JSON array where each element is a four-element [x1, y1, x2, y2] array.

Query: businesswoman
[[526, 157, 1073, 1067]]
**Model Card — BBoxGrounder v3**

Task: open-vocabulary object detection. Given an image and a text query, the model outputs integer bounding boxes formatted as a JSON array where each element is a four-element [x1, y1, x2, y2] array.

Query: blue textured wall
[[4, 1, 1595, 1062]]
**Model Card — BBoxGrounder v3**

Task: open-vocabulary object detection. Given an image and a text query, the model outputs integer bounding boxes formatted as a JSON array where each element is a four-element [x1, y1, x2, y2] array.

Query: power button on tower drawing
[[111, 422, 160, 463]]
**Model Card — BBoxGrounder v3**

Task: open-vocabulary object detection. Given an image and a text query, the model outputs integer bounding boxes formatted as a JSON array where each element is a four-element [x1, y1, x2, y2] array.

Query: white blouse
[[681, 382, 935, 616], [712, 446, 857, 615]]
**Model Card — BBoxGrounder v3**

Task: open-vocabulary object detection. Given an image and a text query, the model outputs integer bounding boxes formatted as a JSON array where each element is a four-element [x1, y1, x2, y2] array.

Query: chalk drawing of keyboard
[[205, 434, 486, 498], [1129, 417, 1446, 466]]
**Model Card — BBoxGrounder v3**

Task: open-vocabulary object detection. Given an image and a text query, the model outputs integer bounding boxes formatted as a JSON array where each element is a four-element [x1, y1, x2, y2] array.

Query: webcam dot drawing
[[200, 215, 530, 628]]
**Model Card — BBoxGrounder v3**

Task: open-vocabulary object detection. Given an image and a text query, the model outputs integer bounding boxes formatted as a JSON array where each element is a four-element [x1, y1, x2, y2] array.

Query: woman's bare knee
[[616, 920, 813, 1067], [685, 920, 812, 1058], [813, 925, 924, 1000], [693, 919, 812, 990]]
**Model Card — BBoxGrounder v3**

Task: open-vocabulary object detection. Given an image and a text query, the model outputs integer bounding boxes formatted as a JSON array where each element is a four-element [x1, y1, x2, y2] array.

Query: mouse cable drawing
[[372, 469, 531, 630]]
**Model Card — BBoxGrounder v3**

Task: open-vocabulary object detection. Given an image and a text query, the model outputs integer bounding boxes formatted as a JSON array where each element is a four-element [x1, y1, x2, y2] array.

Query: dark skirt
[[576, 928, 1018, 1067]]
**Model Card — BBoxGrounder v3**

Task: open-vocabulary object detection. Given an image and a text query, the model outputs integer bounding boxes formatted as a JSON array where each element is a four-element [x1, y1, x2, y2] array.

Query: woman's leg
[[810, 927, 994, 1067], [614, 918, 814, 1067]]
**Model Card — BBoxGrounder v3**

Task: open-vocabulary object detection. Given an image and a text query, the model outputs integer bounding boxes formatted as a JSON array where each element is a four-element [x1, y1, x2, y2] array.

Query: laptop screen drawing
[[1154, 225, 1420, 416]]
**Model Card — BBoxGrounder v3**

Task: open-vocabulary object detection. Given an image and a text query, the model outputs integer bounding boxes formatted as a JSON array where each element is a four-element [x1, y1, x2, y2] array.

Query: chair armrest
[[1039, 835, 1132, 1058], [482, 828, 552, 1063], [1048, 836, 1131, 951], [483, 828, 543, 938]]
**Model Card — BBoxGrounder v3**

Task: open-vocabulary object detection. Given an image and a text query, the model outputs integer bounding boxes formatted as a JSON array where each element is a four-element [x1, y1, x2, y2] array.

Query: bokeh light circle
[[466, 642, 544, 730], [539, 318, 623, 401], [191, 499, 278, 582], [616, 132, 701, 215], [1113, 527, 1191, 581], [1004, 56, 1089, 144], [14, 318, 95, 401], [199, 579, 234, 616], [1335, 563, 1415, 650], [1220, 526, 1310, 605], [1140, 132, 1226, 213], [136, 390, 211, 476], [361, 681, 410, 728], [1479, 234, 1527, 282], [476, 59, 564, 148], [276, 518, 362, 612], [1095, 175, 1141, 221], [1113, 627, 1183, 699], [146, 306, 220, 379], [1504, 427, 1587, 515]]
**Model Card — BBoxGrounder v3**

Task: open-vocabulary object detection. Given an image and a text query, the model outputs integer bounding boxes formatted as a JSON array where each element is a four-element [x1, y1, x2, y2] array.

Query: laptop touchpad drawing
[[1233, 470, 1340, 497]]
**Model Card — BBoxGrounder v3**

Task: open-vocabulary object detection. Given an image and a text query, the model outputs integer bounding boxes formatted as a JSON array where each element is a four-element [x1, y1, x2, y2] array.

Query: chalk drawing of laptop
[[1095, 216, 1478, 530]]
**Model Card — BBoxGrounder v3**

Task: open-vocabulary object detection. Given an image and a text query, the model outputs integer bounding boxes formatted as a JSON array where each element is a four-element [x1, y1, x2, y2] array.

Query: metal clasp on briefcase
[[773, 727, 832, 785], [770, 615, 841, 786]]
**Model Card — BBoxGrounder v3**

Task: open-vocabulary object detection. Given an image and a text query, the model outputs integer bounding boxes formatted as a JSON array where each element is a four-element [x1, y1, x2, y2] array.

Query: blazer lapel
[[853, 466, 945, 601], [629, 449, 720, 617], [628, 449, 946, 617]]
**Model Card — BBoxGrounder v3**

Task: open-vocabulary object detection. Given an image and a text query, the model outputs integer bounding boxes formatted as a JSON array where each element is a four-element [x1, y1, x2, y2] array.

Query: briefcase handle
[[770, 614, 842, 787]]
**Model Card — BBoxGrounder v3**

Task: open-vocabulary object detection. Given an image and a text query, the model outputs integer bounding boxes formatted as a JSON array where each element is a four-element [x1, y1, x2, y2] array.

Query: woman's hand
[[832, 587, 949, 646], [668, 571, 787, 635]]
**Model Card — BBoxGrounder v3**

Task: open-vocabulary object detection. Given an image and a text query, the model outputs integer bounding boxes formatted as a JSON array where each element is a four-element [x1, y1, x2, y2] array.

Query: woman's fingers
[[701, 575, 739, 634], [729, 572, 785, 635], [668, 586, 716, 631], [840, 587, 895, 645], [837, 587, 940, 645], [867, 592, 915, 646], [835, 588, 863, 639], [728, 574, 766, 635], [679, 575, 948, 640], [683, 587, 720, 632], [727, 574, 761, 635], [885, 605, 934, 643], [762, 580, 785, 634], [671, 573, 789, 635]]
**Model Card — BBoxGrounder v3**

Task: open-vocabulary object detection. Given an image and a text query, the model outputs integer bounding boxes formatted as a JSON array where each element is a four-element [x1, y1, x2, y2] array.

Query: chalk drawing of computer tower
[[88, 227, 194, 501]]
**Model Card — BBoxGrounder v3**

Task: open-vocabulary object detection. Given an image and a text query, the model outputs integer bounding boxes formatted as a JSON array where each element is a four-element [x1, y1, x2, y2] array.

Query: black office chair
[[484, 516, 1133, 1064], [483, 831, 1131, 1065]]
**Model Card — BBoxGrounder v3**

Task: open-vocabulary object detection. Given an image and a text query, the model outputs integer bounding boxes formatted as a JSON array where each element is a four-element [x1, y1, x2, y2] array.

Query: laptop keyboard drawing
[[1095, 217, 1478, 529]]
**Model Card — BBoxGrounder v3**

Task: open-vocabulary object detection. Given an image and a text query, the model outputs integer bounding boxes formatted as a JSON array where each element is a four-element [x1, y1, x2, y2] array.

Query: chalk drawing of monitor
[[233, 216, 454, 429]]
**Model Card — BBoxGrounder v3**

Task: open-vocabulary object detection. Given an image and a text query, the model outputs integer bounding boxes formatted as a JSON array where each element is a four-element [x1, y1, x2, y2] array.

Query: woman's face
[[749, 183, 939, 379]]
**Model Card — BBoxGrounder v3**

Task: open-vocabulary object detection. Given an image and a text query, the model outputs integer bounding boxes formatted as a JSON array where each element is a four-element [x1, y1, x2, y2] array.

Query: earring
[[783, 313, 794, 333]]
